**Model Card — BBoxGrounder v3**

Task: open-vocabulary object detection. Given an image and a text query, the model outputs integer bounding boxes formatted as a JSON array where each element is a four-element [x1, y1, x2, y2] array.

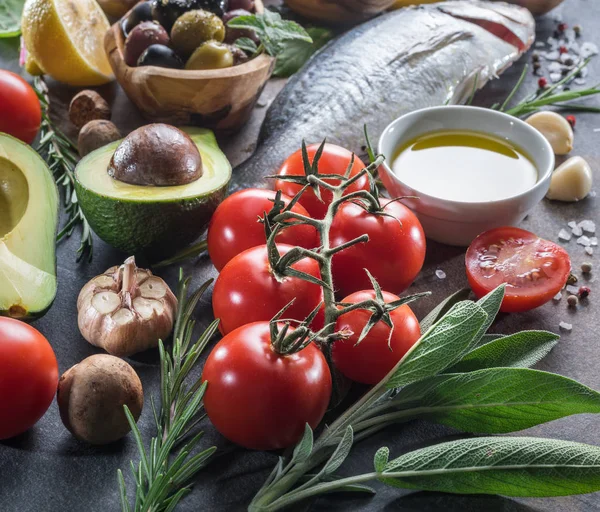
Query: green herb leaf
[[0, 0, 23, 38], [472, 284, 505, 344], [292, 425, 314, 465], [322, 426, 353, 476], [386, 301, 488, 389], [419, 288, 471, 333], [235, 37, 258, 54], [274, 27, 333, 78], [374, 447, 389, 473], [448, 330, 559, 373], [227, 10, 312, 57], [392, 367, 600, 433], [381, 436, 600, 497]]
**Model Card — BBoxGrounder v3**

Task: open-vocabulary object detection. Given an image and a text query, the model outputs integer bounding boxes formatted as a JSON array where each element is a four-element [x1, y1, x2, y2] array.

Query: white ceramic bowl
[[378, 105, 555, 246]]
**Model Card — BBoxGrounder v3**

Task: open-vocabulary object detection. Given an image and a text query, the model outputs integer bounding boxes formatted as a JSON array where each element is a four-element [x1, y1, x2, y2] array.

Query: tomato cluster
[[203, 143, 427, 450]]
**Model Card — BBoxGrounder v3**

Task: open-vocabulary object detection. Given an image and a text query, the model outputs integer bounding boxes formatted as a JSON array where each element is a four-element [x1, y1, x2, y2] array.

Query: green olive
[[171, 9, 225, 58], [185, 41, 234, 70]]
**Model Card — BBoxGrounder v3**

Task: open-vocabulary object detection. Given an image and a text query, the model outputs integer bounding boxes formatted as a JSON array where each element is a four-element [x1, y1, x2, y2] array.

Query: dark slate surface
[[1, 1, 599, 511]]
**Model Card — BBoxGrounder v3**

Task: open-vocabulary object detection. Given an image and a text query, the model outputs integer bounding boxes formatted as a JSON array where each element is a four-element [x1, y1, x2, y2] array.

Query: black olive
[[151, 0, 228, 32], [137, 44, 184, 69], [123, 1, 154, 37]]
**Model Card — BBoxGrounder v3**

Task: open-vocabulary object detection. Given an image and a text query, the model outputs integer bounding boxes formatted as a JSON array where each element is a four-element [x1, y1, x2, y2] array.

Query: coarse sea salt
[[559, 322, 573, 332], [572, 225, 583, 236], [578, 235, 592, 246], [435, 269, 446, 280], [567, 284, 580, 295], [591, 237, 598, 246], [579, 220, 596, 233], [558, 229, 572, 241], [568, 221, 578, 229], [553, 292, 563, 302], [585, 247, 594, 256], [581, 42, 599, 58]]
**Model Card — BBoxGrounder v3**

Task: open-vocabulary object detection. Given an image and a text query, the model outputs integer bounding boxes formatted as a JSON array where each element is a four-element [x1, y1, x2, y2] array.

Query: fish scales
[[232, 0, 534, 190]]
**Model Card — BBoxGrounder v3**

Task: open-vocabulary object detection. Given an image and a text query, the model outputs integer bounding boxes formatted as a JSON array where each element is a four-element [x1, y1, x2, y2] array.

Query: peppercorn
[[567, 295, 578, 307], [567, 273, 578, 285], [564, 57, 574, 66], [573, 25, 582, 37], [558, 22, 568, 32], [581, 262, 593, 274], [579, 286, 591, 299], [566, 115, 576, 128], [532, 52, 540, 62], [533, 62, 542, 73], [538, 77, 548, 89]]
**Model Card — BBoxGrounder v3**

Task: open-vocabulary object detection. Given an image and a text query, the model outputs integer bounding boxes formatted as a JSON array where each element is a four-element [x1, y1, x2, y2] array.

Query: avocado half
[[0, 134, 59, 320], [75, 127, 231, 258]]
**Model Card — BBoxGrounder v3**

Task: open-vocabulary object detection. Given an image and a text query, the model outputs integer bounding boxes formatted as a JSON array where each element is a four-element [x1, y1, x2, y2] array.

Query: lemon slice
[[21, 0, 114, 86]]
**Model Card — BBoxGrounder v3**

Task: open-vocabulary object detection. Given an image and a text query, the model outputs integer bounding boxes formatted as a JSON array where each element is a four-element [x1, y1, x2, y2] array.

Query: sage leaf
[[0, 0, 23, 38], [274, 27, 333, 78], [374, 447, 389, 472], [419, 288, 471, 333], [393, 368, 600, 433], [386, 301, 488, 390], [472, 285, 505, 344], [292, 425, 314, 465], [381, 436, 600, 497], [448, 330, 559, 373], [227, 10, 312, 57], [300, 474, 376, 495], [322, 426, 353, 476]]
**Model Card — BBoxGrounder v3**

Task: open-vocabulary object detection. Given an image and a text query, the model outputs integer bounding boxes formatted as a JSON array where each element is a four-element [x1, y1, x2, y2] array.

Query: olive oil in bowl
[[392, 130, 538, 203]]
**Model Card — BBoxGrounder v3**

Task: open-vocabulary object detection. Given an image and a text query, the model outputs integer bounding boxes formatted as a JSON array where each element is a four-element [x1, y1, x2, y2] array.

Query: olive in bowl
[[137, 44, 184, 68], [185, 41, 233, 70], [122, 1, 154, 36], [171, 9, 225, 58], [124, 21, 170, 66]]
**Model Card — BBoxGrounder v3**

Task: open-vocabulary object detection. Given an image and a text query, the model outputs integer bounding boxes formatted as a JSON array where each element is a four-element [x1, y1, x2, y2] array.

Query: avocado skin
[[75, 180, 228, 259]]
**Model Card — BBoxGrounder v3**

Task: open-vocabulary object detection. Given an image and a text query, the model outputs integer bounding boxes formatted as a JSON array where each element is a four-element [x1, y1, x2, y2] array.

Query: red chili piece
[[566, 115, 576, 128], [579, 286, 591, 299], [538, 77, 548, 89], [559, 46, 568, 54], [558, 23, 568, 32]]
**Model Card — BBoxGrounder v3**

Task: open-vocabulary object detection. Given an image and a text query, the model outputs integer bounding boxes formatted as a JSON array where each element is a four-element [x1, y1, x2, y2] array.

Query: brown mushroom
[[57, 354, 144, 445], [107, 124, 203, 186]]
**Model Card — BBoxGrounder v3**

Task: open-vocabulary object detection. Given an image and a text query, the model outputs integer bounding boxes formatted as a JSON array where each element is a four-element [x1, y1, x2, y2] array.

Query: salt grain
[[572, 225, 583, 236], [566, 284, 580, 295], [558, 229, 572, 241], [579, 220, 596, 233], [435, 269, 446, 280], [585, 247, 594, 256], [581, 42, 599, 58], [553, 292, 563, 302], [559, 321, 573, 332], [568, 221, 578, 229], [548, 61, 563, 72], [550, 72, 562, 83], [577, 235, 591, 246], [535, 41, 546, 48], [545, 50, 560, 61], [591, 237, 598, 246]]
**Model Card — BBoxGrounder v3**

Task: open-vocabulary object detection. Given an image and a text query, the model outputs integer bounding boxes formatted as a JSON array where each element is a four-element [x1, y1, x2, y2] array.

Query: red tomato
[[275, 143, 369, 219], [212, 244, 324, 335], [0, 318, 58, 439], [330, 200, 426, 298], [332, 291, 421, 385], [0, 71, 42, 144], [466, 227, 571, 313], [207, 188, 318, 271], [202, 322, 331, 450]]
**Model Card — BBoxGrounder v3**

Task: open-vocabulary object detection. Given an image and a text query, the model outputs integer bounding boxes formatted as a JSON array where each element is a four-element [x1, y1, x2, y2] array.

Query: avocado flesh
[[75, 127, 231, 257], [0, 134, 59, 319]]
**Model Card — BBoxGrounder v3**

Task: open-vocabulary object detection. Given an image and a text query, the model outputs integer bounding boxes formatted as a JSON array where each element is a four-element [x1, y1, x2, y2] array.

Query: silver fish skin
[[232, 0, 534, 190]]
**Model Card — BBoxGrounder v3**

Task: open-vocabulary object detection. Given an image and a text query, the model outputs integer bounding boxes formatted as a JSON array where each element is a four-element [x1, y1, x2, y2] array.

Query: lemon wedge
[[21, 0, 114, 86]]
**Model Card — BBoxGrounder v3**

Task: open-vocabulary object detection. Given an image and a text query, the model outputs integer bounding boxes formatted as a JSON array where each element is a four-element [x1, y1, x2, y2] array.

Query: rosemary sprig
[[118, 272, 218, 511], [502, 58, 600, 117], [34, 77, 93, 261]]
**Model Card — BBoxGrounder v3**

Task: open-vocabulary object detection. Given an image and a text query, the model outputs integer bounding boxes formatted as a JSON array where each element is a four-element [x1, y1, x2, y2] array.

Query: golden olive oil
[[392, 130, 538, 202]]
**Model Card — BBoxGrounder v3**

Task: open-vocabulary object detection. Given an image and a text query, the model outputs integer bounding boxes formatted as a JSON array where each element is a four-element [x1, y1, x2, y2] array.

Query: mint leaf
[[227, 10, 312, 57], [0, 0, 24, 38], [274, 27, 333, 78], [393, 367, 600, 433], [235, 37, 258, 54], [381, 437, 600, 497]]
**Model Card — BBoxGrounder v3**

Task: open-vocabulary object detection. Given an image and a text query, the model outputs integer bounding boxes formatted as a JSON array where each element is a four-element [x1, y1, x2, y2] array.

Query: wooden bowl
[[284, 0, 396, 24], [104, 1, 275, 133]]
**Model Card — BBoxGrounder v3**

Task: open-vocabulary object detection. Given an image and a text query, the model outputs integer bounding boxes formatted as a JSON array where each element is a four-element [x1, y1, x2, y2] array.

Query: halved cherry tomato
[[0, 318, 58, 439], [332, 291, 421, 385], [202, 322, 331, 450], [0, 71, 42, 144], [212, 244, 324, 335], [274, 143, 370, 219], [330, 200, 426, 298], [207, 189, 318, 271], [466, 227, 571, 313]]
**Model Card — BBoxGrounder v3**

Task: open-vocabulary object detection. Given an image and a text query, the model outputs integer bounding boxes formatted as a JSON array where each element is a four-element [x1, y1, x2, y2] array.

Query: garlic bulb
[[546, 156, 593, 202], [525, 111, 574, 155], [77, 257, 177, 357]]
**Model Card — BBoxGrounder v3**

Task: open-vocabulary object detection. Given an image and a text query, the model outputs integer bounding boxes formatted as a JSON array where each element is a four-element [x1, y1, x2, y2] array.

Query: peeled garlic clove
[[526, 111, 574, 155], [77, 256, 177, 357], [546, 156, 593, 202]]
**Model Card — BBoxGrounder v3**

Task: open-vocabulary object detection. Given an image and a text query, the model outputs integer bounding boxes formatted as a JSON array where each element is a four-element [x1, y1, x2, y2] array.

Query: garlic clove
[[546, 156, 593, 202], [92, 291, 121, 315], [93, 275, 116, 288], [133, 297, 164, 319], [139, 277, 168, 299], [525, 111, 574, 155], [113, 308, 135, 325]]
